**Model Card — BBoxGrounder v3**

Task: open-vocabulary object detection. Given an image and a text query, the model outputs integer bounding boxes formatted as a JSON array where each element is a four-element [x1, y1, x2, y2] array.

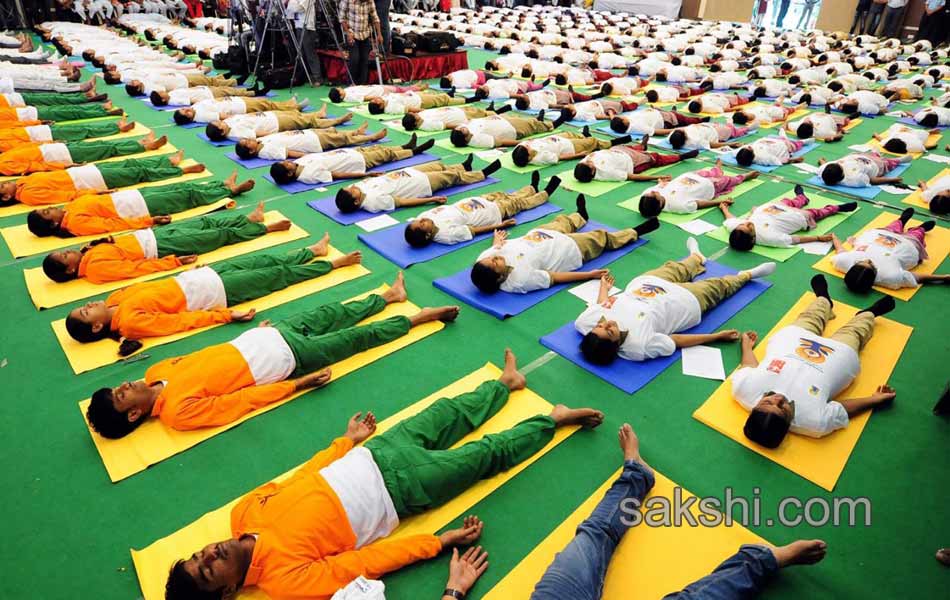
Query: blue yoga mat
[[307, 176, 501, 225], [175, 118, 203, 129], [357, 202, 563, 268], [719, 140, 818, 173], [264, 152, 439, 194], [806, 162, 911, 199], [540, 261, 772, 393], [224, 137, 389, 169], [595, 126, 647, 140], [197, 132, 235, 145], [432, 222, 648, 319], [897, 115, 950, 128]]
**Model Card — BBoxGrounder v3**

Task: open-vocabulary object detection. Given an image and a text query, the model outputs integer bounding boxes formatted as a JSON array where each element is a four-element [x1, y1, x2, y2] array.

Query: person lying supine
[[205, 106, 352, 142], [173, 97, 307, 125], [0, 133, 168, 176], [450, 110, 567, 149], [234, 122, 381, 161], [638, 159, 759, 217], [574, 137, 699, 183], [511, 128, 632, 168]]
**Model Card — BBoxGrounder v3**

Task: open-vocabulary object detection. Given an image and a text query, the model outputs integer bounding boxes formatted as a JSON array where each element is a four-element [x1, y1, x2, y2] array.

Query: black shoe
[[810, 274, 833, 307], [680, 149, 700, 160], [531, 170, 541, 191], [545, 175, 561, 197], [610, 134, 632, 147], [576, 193, 589, 221], [236, 73, 250, 86], [633, 217, 660, 237], [899, 207, 915, 225], [481, 159, 502, 177], [465, 95, 480, 104], [861, 295, 896, 317], [536, 109, 546, 122], [402, 133, 418, 150], [462, 154, 474, 171], [922, 220, 936, 231], [794, 184, 806, 197], [701, 116, 712, 123], [496, 104, 513, 115], [582, 125, 592, 137], [446, 87, 456, 98], [552, 111, 570, 128], [934, 383, 950, 416], [413, 139, 435, 155], [487, 101, 496, 112], [837, 201, 858, 212]]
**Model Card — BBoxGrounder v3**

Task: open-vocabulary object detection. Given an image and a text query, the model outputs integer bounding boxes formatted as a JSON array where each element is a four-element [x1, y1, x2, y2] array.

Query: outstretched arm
[[627, 172, 663, 181], [548, 269, 608, 284], [791, 233, 833, 244], [470, 219, 516, 236], [838, 385, 896, 417], [915, 272, 950, 284], [739, 331, 759, 368], [671, 330, 740, 348], [394, 195, 448, 207]]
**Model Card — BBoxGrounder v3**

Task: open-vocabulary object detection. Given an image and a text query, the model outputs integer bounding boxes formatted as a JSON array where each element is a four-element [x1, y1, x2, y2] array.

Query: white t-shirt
[[476, 228, 583, 293], [588, 149, 634, 181], [174, 266, 228, 310], [880, 124, 929, 153], [642, 172, 715, 214], [383, 92, 422, 114], [848, 90, 889, 115], [603, 77, 643, 96], [414, 196, 503, 244], [342, 85, 385, 102], [723, 202, 809, 248], [622, 108, 665, 135], [355, 167, 433, 213], [696, 94, 732, 114], [449, 69, 478, 88], [731, 326, 858, 438], [483, 79, 523, 99], [320, 447, 400, 548], [831, 228, 921, 289], [522, 135, 576, 165], [167, 86, 213, 105], [744, 137, 792, 166], [790, 114, 839, 139], [677, 123, 722, 150], [192, 97, 246, 123], [572, 100, 608, 123], [818, 155, 879, 187], [257, 130, 324, 160], [922, 173, 950, 202], [525, 90, 559, 110], [111, 189, 149, 218], [296, 148, 367, 184], [417, 106, 468, 131], [226, 112, 279, 140], [573, 275, 702, 360], [66, 164, 107, 191], [39, 143, 71, 164], [746, 105, 787, 125], [466, 115, 518, 148], [915, 106, 950, 126]]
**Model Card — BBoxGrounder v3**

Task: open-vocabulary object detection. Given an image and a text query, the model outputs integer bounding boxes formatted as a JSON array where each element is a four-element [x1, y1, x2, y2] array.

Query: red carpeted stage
[[318, 49, 468, 84]]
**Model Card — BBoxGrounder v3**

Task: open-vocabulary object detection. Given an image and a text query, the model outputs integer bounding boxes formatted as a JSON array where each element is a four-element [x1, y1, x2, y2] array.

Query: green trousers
[[643, 255, 752, 313], [366, 380, 556, 517], [153, 212, 266, 257], [37, 104, 110, 121], [273, 294, 411, 376], [98, 156, 183, 189], [66, 138, 145, 163], [140, 181, 231, 215], [792, 297, 876, 353], [213, 248, 332, 306], [22, 92, 93, 106], [49, 121, 120, 142]]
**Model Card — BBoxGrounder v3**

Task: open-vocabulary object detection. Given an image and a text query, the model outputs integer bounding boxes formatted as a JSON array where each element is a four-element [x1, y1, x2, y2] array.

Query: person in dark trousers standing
[[851, 0, 872, 33], [774, 0, 791, 28], [880, 0, 908, 39], [375, 0, 391, 54], [918, 0, 948, 44], [341, 0, 383, 85], [865, 0, 888, 34], [297, 0, 324, 86]]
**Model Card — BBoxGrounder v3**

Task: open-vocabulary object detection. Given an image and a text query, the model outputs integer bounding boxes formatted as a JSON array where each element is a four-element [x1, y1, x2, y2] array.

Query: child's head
[[743, 399, 792, 448], [404, 219, 435, 248], [580, 324, 622, 365], [668, 129, 686, 149], [554, 74, 568, 86], [234, 139, 260, 160], [828, 81, 843, 92], [931, 192, 950, 214], [473, 86, 489, 101], [65, 301, 112, 343], [470, 258, 507, 293], [732, 111, 750, 125], [844, 260, 878, 293], [573, 161, 595, 183], [820, 162, 844, 185], [752, 85, 767, 98], [609, 115, 629, 134], [125, 81, 145, 97], [796, 121, 814, 139], [511, 144, 533, 167], [882, 138, 908, 154], [401, 113, 421, 131], [27, 207, 69, 238], [367, 98, 386, 115], [42, 250, 83, 282], [149, 90, 168, 106], [269, 161, 298, 185], [514, 96, 530, 111], [450, 127, 472, 147], [728, 223, 756, 251], [328, 87, 344, 103], [687, 99, 702, 114], [638, 191, 664, 217], [440, 76, 452, 89], [205, 121, 228, 141], [645, 89, 659, 103], [335, 186, 362, 213], [787, 75, 801, 86], [172, 108, 195, 126], [918, 112, 939, 128]]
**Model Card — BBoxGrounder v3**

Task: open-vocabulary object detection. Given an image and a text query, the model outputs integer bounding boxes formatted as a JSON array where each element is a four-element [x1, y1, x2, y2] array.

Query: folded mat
[[718, 141, 818, 173], [308, 176, 501, 225], [484, 468, 767, 600], [705, 193, 858, 261], [692, 293, 912, 491], [805, 162, 910, 200], [197, 132, 236, 146], [540, 261, 772, 393], [224, 137, 389, 170], [433, 222, 648, 319], [812, 213, 950, 301], [358, 202, 563, 268], [53, 246, 369, 374], [900, 167, 948, 209], [1, 197, 233, 259], [866, 130, 943, 157], [0, 158, 211, 219], [0, 142, 179, 184], [84, 283, 448, 482], [263, 152, 439, 194], [618, 169, 766, 225], [24, 209, 303, 309]]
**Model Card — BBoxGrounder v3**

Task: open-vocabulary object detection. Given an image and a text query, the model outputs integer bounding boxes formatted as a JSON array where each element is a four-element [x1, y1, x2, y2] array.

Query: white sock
[[686, 237, 706, 264], [743, 262, 777, 279]]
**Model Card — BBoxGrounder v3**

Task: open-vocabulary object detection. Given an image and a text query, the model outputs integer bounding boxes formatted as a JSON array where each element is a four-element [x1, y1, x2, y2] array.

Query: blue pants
[[531, 461, 780, 600]]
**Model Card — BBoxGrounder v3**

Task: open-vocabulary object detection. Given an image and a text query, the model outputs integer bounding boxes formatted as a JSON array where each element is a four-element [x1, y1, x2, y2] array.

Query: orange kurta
[[234, 437, 443, 600], [0, 143, 67, 175], [106, 277, 232, 339], [77, 235, 182, 284], [0, 127, 32, 152], [61, 193, 155, 235], [15, 170, 82, 206], [146, 342, 296, 430]]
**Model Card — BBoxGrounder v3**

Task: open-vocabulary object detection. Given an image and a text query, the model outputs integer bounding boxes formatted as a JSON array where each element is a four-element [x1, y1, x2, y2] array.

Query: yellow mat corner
[[902, 168, 950, 210], [484, 469, 767, 600], [867, 130, 942, 157], [25, 209, 304, 310], [130, 363, 577, 600], [812, 213, 950, 301], [83, 283, 447, 482], [692, 293, 912, 491], [53, 245, 370, 374]]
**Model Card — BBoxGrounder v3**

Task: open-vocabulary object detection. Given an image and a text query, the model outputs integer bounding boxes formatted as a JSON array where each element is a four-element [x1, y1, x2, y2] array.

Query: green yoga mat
[[705, 192, 858, 261], [618, 172, 767, 225], [557, 169, 632, 196]]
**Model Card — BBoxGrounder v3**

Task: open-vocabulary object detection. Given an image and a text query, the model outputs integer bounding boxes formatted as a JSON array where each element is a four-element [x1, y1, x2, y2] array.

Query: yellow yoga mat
[[0, 159, 212, 219], [812, 213, 950, 301], [84, 284, 449, 483], [692, 293, 912, 491], [130, 362, 577, 599], [867, 130, 942, 157], [902, 168, 948, 209], [0, 142, 179, 183], [98, 122, 153, 141], [485, 468, 767, 600], [1, 197, 234, 259], [842, 118, 864, 132], [24, 210, 304, 310], [52, 246, 370, 374]]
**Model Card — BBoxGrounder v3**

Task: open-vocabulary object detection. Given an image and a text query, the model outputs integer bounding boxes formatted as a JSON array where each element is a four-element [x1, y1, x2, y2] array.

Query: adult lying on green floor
[[233, 122, 381, 160], [637, 159, 758, 218]]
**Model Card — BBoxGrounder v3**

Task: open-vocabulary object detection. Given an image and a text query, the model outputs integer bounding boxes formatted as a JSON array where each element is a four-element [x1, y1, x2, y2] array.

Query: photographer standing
[[341, 0, 383, 85]]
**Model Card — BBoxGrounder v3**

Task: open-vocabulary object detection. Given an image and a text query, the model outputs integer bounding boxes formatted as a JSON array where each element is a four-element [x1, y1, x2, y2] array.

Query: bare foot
[[355, 121, 369, 134], [103, 100, 113, 110], [771, 540, 828, 568], [224, 169, 238, 186], [332, 251, 362, 268], [337, 112, 354, 125], [937, 548, 950, 567], [315, 103, 328, 117], [266, 219, 292, 232], [745, 170, 760, 180], [117, 117, 134, 132], [145, 135, 168, 150], [411, 305, 460, 324], [308, 232, 330, 256], [169, 149, 184, 166], [369, 128, 387, 141], [498, 348, 526, 391], [181, 163, 206, 174], [383, 272, 407, 303], [618, 423, 649, 469], [248, 201, 265, 223], [550, 405, 604, 429]]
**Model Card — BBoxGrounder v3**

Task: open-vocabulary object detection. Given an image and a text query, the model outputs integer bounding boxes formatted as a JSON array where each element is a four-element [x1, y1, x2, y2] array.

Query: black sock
[[465, 95, 479, 104], [462, 154, 474, 171], [861, 295, 896, 317], [576, 193, 588, 221], [487, 101, 496, 112], [680, 149, 700, 160], [536, 109, 546, 122], [481, 159, 502, 177], [582, 125, 592, 137], [531, 170, 540, 191], [899, 207, 915, 225], [921, 220, 936, 231], [552, 111, 570, 128], [446, 87, 456, 97], [545, 175, 561, 197], [810, 274, 833, 307], [837, 201, 858, 212], [794, 183, 805, 197], [413, 139, 435, 155], [236, 73, 250, 86], [633, 217, 660, 236], [610, 134, 632, 147], [496, 104, 513, 114], [402, 133, 418, 150]]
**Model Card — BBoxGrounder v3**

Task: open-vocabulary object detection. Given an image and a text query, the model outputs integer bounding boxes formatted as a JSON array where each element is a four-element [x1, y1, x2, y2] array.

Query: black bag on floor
[[259, 66, 306, 89], [419, 31, 461, 53], [392, 32, 417, 56]]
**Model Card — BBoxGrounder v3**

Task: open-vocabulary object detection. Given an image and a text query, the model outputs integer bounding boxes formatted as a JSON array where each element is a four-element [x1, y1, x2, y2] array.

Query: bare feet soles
[[355, 121, 369, 134], [498, 348, 527, 391], [248, 201, 265, 223], [169, 149, 184, 166], [308, 232, 330, 256], [550, 405, 605, 429], [413, 305, 461, 324], [937, 548, 950, 567], [618, 423, 650, 470], [332, 251, 362, 268], [118, 118, 135, 132], [771, 540, 828, 568], [266, 220, 292, 232], [315, 103, 328, 117]]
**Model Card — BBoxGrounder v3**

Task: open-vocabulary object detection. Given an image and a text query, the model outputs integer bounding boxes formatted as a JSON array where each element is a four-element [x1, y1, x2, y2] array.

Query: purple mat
[[224, 137, 390, 169], [265, 152, 439, 194], [308, 176, 501, 225]]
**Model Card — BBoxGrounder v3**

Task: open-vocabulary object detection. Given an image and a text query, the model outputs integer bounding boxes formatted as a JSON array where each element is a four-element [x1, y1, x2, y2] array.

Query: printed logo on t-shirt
[[459, 199, 487, 212], [795, 338, 835, 364], [767, 359, 785, 374], [387, 171, 412, 180], [632, 283, 668, 298], [762, 205, 786, 215], [523, 230, 554, 243], [873, 233, 900, 248]]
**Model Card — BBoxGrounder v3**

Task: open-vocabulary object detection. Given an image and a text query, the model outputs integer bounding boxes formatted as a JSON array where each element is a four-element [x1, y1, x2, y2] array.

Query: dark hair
[[149, 90, 167, 106], [580, 332, 620, 365], [709, 63, 722, 72], [788, 75, 801, 85], [269, 162, 297, 185], [799, 93, 812, 105], [234, 140, 256, 160], [65, 313, 110, 343], [638, 193, 662, 217], [335, 188, 359, 213], [919, 112, 939, 128], [165, 560, 223, 600], [626, 66, 639, 77], [573, 162, 594, 183], [440, 77, 451, 88], [205, 122, 226, 141], [470, 261, 501, 293], [732, 111, 749, 125], [450, 128, 469, 147], [687, 100, 702, 114], [600, 82, 614, 96], [42, 253, 76, 282], [844, 263, 878, 293], [554, 74, 568, 86], [512, 144, 531, 167], [328, 88, 343, 103], [27, 210, 71, 238], [473, 87, 488, 100], [520, 66, 532, 78], [796, 122, 814, 139], [125, 83, 143, 97], [668, 129, 686, 149], [404, 223, 431, 248], [828, 81, 843, 92], [103, 71, 121, 85], [883, 138, 908, 154], [670, 56, 682, 66], [367, 100, 384, 115], [729, 227, 755, 251], [743, 408, 791, 449], [753, 86, 767, 98], [514, 96, 530, 111], [401, 114, 419, 131], [654, 72, 667, 82], [735, 147, 754, 167], [609, 116, 628, 134], [821, 162, 844, 185], [173, 110, 194, 126], [86, 387, 144, 439], [645, 89, 659, 103], [931, 193, 950, 215]]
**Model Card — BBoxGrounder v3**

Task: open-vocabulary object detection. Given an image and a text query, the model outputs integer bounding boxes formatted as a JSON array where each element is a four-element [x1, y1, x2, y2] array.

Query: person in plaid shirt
[[340, 0, 383, 85]]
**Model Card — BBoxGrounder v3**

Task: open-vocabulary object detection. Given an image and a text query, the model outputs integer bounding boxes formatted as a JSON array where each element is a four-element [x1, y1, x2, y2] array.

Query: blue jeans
[[530, 461, 656, 600], [662, 545, 779, 599]]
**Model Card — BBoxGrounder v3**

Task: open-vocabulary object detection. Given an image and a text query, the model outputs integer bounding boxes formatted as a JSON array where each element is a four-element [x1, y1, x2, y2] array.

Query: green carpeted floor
[[0, 46, 947, 599]]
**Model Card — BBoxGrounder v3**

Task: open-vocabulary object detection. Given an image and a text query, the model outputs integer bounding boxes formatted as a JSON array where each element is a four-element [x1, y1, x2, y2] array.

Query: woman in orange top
[[64, 237, 362, 354], [41, 204, 290, 284], [0, 133, 166, 176], [0, 118, 134, 152]]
